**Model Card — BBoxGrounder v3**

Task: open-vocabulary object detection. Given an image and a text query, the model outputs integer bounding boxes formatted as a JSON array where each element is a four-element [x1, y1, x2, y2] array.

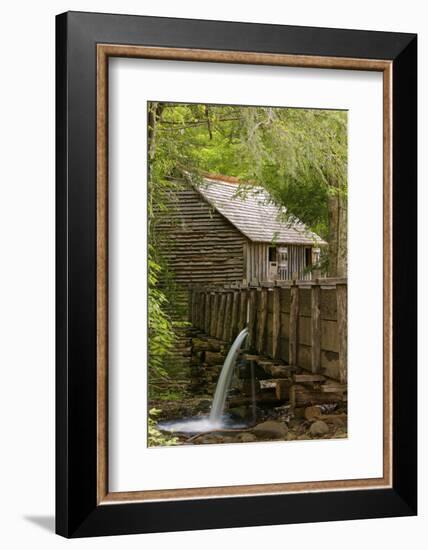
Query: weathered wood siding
[[245, 242, 269, 281], [245, 242, 312, 282], [156, 185, 246, 287]]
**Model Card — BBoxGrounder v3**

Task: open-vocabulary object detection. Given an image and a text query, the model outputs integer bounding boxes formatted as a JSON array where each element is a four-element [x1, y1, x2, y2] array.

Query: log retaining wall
[[189, 279, 347, 383]]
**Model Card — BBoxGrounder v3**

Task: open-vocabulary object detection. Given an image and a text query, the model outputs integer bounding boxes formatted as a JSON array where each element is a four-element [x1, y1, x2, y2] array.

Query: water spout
[[209, 327, 249, 422]]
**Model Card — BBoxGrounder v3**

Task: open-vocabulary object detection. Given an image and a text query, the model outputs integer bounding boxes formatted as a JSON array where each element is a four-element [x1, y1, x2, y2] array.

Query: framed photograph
[[56, 11, 417, 537]]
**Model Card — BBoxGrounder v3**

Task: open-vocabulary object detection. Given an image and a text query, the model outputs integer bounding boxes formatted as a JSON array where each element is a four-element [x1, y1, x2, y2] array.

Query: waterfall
[[209, 327, 249, 422], [157, 327, 249, 435]]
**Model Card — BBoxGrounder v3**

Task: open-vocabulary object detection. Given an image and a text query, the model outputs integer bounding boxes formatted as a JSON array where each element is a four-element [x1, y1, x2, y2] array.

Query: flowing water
[[209, 327, 249, 423], [157, 327, 249, 435]]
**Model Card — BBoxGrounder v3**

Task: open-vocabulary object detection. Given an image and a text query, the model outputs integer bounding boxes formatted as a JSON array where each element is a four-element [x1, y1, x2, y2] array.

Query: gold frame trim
[[96, 44, 393, 504]]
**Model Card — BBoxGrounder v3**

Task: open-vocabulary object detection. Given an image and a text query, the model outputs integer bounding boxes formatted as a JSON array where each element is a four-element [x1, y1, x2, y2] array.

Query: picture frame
[[56, 10, 417, 538]]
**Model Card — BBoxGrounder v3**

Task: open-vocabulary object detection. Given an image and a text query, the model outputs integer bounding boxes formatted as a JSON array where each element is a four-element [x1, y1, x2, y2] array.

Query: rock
[[252, 420, 288, 439], [324, 414, 346, 427], [287, 418, 301, 429], [287, 431, 297, 441], [237, 432, 257, 443], [304, 405, 322, 421], [309, 420, 329, 437]]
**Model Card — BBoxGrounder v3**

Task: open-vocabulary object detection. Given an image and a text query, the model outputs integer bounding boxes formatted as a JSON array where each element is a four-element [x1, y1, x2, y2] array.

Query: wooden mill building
[[157, 175, 325, 289]]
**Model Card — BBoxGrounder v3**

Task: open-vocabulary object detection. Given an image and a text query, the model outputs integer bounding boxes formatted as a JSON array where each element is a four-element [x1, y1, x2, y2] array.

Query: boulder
[[309, 420, 329, 437], [304, 405, 322, 421], [324, 414, 346, 427], [252, 420, 288, 440]]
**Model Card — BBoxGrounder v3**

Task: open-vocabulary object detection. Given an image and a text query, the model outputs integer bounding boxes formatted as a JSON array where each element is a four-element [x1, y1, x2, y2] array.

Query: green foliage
[[148, 408, 178, 447], [147, 249, 176, 380]]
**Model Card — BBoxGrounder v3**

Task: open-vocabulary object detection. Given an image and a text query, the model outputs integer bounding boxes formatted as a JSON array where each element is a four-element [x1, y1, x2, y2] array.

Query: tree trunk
[[148, 102, 164, 161], [337, 192, 347, 277], [327, 184, 347, 277]]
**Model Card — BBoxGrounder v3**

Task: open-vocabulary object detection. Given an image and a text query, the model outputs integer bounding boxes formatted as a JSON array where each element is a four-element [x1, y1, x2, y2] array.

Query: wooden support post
[[230, 291, 239, 339], [210, 293, 219, 337], [198, 292, 205, 330], [222, 292, 233, 342], [272, 287, 281, 360], [336, 283, 348, 384], [216, 293, 227, 340], [194, 291, 199, 328], [188, 289, 192, 324], [238, 289, 247, 331], [311, 284, 321, 373], [248, 288, 258, 349], [289, 285, 299, 365], [204, 292, 211, 334], [191, 290, 196, 327], [256, 288, 268, 353], [189, 289, 194, 323]]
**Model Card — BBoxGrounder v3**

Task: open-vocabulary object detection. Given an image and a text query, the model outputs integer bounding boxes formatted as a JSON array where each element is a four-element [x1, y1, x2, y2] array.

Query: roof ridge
[[202, 173, 253, 185]]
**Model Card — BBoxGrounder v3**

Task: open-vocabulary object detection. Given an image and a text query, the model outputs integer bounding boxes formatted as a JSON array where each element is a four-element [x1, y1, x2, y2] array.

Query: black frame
[[56, 11, 417, 538]]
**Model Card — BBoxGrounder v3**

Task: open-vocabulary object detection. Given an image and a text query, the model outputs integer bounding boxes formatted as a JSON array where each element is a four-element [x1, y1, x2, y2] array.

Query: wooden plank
[[256, 288, 268, 353], [275, 380, 292, 400], [336, 283, 348, 384], [204, 292, 211, 333], [242, 353, 260, 361], [248, 288, 258, 349], [200, 292, 205, 329], [289, 285, 299, 365], [263, 363, 296, 378], [320, 383, 347, 393], [292, 373, 326, 383], [192, 289, 197, 325], [230, 291, 239, 339], [222, 292, 233, 342], [272, 287, 281, 360], [289, 384, 345, 408], [238, 289, 248, 331], [188, 289, 194, 323], [210, 293, 219, 337], [197, 291, 203, 328], [311, 284, 321, 373], [243, 242, 249, 282], [216, 293, 227, 340]]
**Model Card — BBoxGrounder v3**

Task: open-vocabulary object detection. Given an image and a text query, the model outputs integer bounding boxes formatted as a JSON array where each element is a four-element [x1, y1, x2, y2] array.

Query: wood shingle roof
[[196, 177, 326, 246]]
